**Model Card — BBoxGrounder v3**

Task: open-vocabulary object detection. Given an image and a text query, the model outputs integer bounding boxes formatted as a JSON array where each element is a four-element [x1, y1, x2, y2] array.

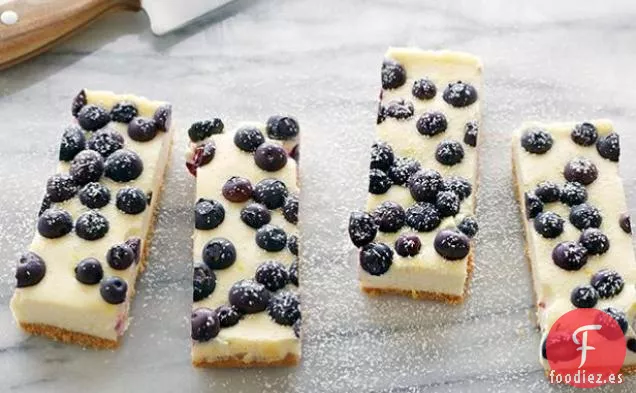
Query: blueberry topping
[[188, 119, 224, 142], [38, 195, 51, 217], [229, 279, 271, 314], [394, 233, 421, 257], [564, 157, 598, 185], [77, 104, 111, 131], [100, 276, 127, 304], [408, 169, 443, 202], [591, 269, 624, 298], [524, 192, 543, 219], [38, 208, 73, 238], [369, 169, 392, 194], [434, 230, 470, 260], [442, 176, 472, 200], [15, 252, 46, 288], [598, 307, 628, 337], [359, 242, 393, 276], [193, 262, 216, 302], [579, 228, 609, 255], [116, 187, 147, 215], [542, 332, 578, 362], [194, 198, 225, 230], [253, 179, 288, 209], [569, 203, 602, 230], [266, 115, 299, 140], [256, 224, 287, 252], [127, 117, 158, 142], [464, 121, 479, 147], [370, 141, 395, 171], [234, 126, 265, 152], [290, 144, 299, 161], [215, 305, 242, 328], [535, 181, 560, 203], [222, 176, 253, 203], [59, 125, 86, 161], [552, 241, 588, 271], [627, 338, 636, 353], [412, 78, 436, 100], [435, 140, 464, 166], [288, 258, 299, 286], [560, 182, 587, 206], [405, 202, 441, 232], [106, 243, 135, 270], [75, 210, 109, 240], [282, 194, 299, 225], [255, 261, 289, 291], [125, 237, 141, 264], [381, 60, 406, 89], [387, 157, 421, 185], [348, 211, 378, 247], [187, 141, 216, 176], [191, 307, 220, 341], [620, 212, 632, 234], [104, 149, 143, 182], [521, 128, 553, 154], [87, 128, 125, 157], [268, 291, 301, 326], [240, 203, 271, 229], [110, 101, 137, 123], [70, 150, 104, 185], [372, 201, 405, 233], [533, 211, 564, 239], [458, 216, 479, 238], [79, 182, 110, 209], [596, 132, 620, 162], [153, 104, 172, 131], [74, 257, 103, 285], [254, 143, 288, 172], [416, 111, 447, 137], [571, 122, 598, 146], [435, 190, 460, 217], [46, 174, 77, 202], [570, 285, 598, 308], [288, 235, 299, 256], [71, 89, 86, 117], [202, 238, 236, 270], [443, 81, 478, 108], [383, 100, 414, 120]]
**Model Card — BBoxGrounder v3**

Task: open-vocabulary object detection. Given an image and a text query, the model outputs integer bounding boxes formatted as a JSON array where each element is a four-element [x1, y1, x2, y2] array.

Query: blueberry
[[221, 176, 253, 203], [591, 269, 624, 298], [71, 89, 86, 117], [288, 235, 299, 256], [294, 319, 301, 338], [434, 230, 470, 260], [570, 285, 598, 308], [106, 243, 135, 270], [46, 174, 77, 202], [240, 203, 271, 229], [187, 141, 216, 176], [372, 201, 405, 233], [74, 257, 103, 285], [412, 78, 436, 100], [215, 305, 242, 328], [125, 237, 142, 264], [70, 150, 104, 185], [383, 100, 414, 120], [79, 182, 110, 209], [524, 192, 544, 219], [552, 241, 588, 271], [435, 140, 464, 166], [571, 122, 598, 146], [234, 126, 265, 152], [15, 252, 46, 288], [127, 117, 158, 142], [288, 258, 299, 286], [394, 233, 421, 257], [116, 187, 147, 215], [442, 176, 472, 200], [193, 262, 216, 302], [464, 121, 479, 147], [75, 210, 109, 240], [564, 157, 598, 185], [194, 198, 225, 230], [104, 149, 143, 182], [408, 169, 443, 202], [100, 276, 128, 304], [458, 216, 479, 238], [359, 242, 393, 275], [253, 179, 288, 209], [77, 104, 111, 131], [202, 238, 236, 270], [542, 332, 578, 362], [442, 81, 478, 108], [435, 191, 460, 217], [627, 338, 636, 353], [188, 119, 224, 143], [369, 169, 392, 194], [266, 115, 299, 140], [597, 307, 628, 338], [153, 104, 172, 131], [38, 195, 51, 217], [381, 59, 406, 89], [229, 279, 271, 314], [620, 212, 632, 234], [560, 182, 587, 206], [416, 111, 447, 136], [533, 211, 564, 239], [255, 261, 289, 291], [534, 181, 560, 203], [59, 125, 86, 161], [387, 157, 421, 186], [569, 203, 602, 230], [110, 101, 138, 123], [191, 307, 220, 341], [38, 208, 73, 238], [596, 132, 619, 162], [290, 144, 299, 161], [87, 128, 124, 157], [521, 128, 553, 154], [370, 141, 395, 171], [268, 291, 301, 326], [282, 194, 299, 224], [348, 211, 378, 247], [579, 228, 609, 255], [405, 202, 441, 232], [254, 143, 288, 172], [256, 224, 287, 252]]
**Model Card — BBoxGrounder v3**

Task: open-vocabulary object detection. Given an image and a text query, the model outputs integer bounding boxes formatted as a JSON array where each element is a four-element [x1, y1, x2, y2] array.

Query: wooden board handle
[[0, 0, 141, 70]]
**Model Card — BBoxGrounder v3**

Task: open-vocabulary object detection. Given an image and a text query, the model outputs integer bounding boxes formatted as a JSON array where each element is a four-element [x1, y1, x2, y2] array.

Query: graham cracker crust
[[193, 352, 299, 368]]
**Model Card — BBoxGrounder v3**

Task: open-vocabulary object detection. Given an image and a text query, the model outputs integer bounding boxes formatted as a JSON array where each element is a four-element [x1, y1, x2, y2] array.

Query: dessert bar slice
[[10, 90, 173, 348], [349, 47, 482, 303], [512, 120, 636, 371], [186, 116, 300, 367]]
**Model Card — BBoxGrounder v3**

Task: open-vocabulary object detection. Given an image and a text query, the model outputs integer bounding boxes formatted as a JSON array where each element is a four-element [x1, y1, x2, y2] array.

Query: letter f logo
[[572, 324, 602, 368]]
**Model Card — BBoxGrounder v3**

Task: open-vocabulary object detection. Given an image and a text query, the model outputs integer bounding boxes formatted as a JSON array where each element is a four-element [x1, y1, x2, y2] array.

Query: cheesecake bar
[[512, 120, 636, 371], [186, 116, 300, 367], [349, 47, 482, 303], [10, 90, 173, 348]]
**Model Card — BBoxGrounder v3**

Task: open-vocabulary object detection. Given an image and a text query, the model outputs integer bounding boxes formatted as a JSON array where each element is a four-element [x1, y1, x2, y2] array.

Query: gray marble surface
[[1, 0, 636, 391]]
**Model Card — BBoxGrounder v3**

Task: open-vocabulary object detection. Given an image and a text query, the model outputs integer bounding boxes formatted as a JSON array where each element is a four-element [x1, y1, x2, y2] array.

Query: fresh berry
[[38, 195, 51, 217], [412, 78, 436, 100], [100, 276, 128, 304], [38, 208, 73, 238], [110, 101, 137, 123], [596, 132, 620, 162], [416, 111, 447, 136], [464, 121, 479, 147], [75, 210, 109, 240], [229, 279, 271, 314], [552, 241, 588, 271], [71, 89, 86, 117], [435, 140, 464, 166], [106, 242, 135, 270], [116, 187, 147, 215], [435, 191, 460, 217], [191, 308, 220, 341], [627, 338, 636, 353], [620, 212, 632, 234], [570, 285, 598, 308], [79, 182, 110, 209], [563, 157, 598, 185], [15, 252, 46, 288], [253, 179, 288, 209], [533, 211, 564, 239], [524, 192, 543, 219], [282, 195, 299, 224], [290, 144, 299, 161], [186, 141, 216, 176], [240, 203, 271, 229], [125, 237, 141, 264], [359, 242, 393, 275], [221, 177, 253, 203], [368, 169, 392, 194], [77, 104, 111, 131], [202, 238, 236, 270], [74, 257, 103, 285], [153, 104, 172, 131], [188, 119, 224, 142], [591, 269, 624, 298], [383, 100, 414, 120], [255, 261, 289, 291], [266, 115, 299, 140], [442, 176, 472, 200], [373, 201, 405, 232], [370, 141, 395, 171], [127, 117, 158, 142], [215, 305, 242, 328], [579, 228, 609, 255], [59, 125, 86, 161], [193, 262, 216, 302], [542, 332, 578, 362], [405, 202, 441, 232], [104, 149, 143, 182], [46, 174, 77, 202], [70, 150, 104, 185], [571, 122, 598, 146], [381, 60, 406, 89], [442, 81, 478, 107], [194, 199, 225, 230], [256, 224, 287, 252], [387, 157, 421, 185], [288, 258, 299, 286], [597, 307, 628, 337], [87, 128, 124, 157], [394, 233, 421, 257], [408, 169, 443, 202], [234, 126, 265, 152], [534, 181, 560, 203], [434, 230, 470, 260], [348, 211, 378, 247], [254, 143, 288, 172], [521, 128, 553, 154], [458, 216, 479, 238], [560, 182, 587, 206], [288, 235, 299, 256], [569, 203, 602, 230], [268, 291, 300, 326]]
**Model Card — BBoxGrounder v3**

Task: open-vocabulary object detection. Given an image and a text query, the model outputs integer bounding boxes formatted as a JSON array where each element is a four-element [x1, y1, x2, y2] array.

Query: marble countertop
[[2, 0, 636, 391]]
